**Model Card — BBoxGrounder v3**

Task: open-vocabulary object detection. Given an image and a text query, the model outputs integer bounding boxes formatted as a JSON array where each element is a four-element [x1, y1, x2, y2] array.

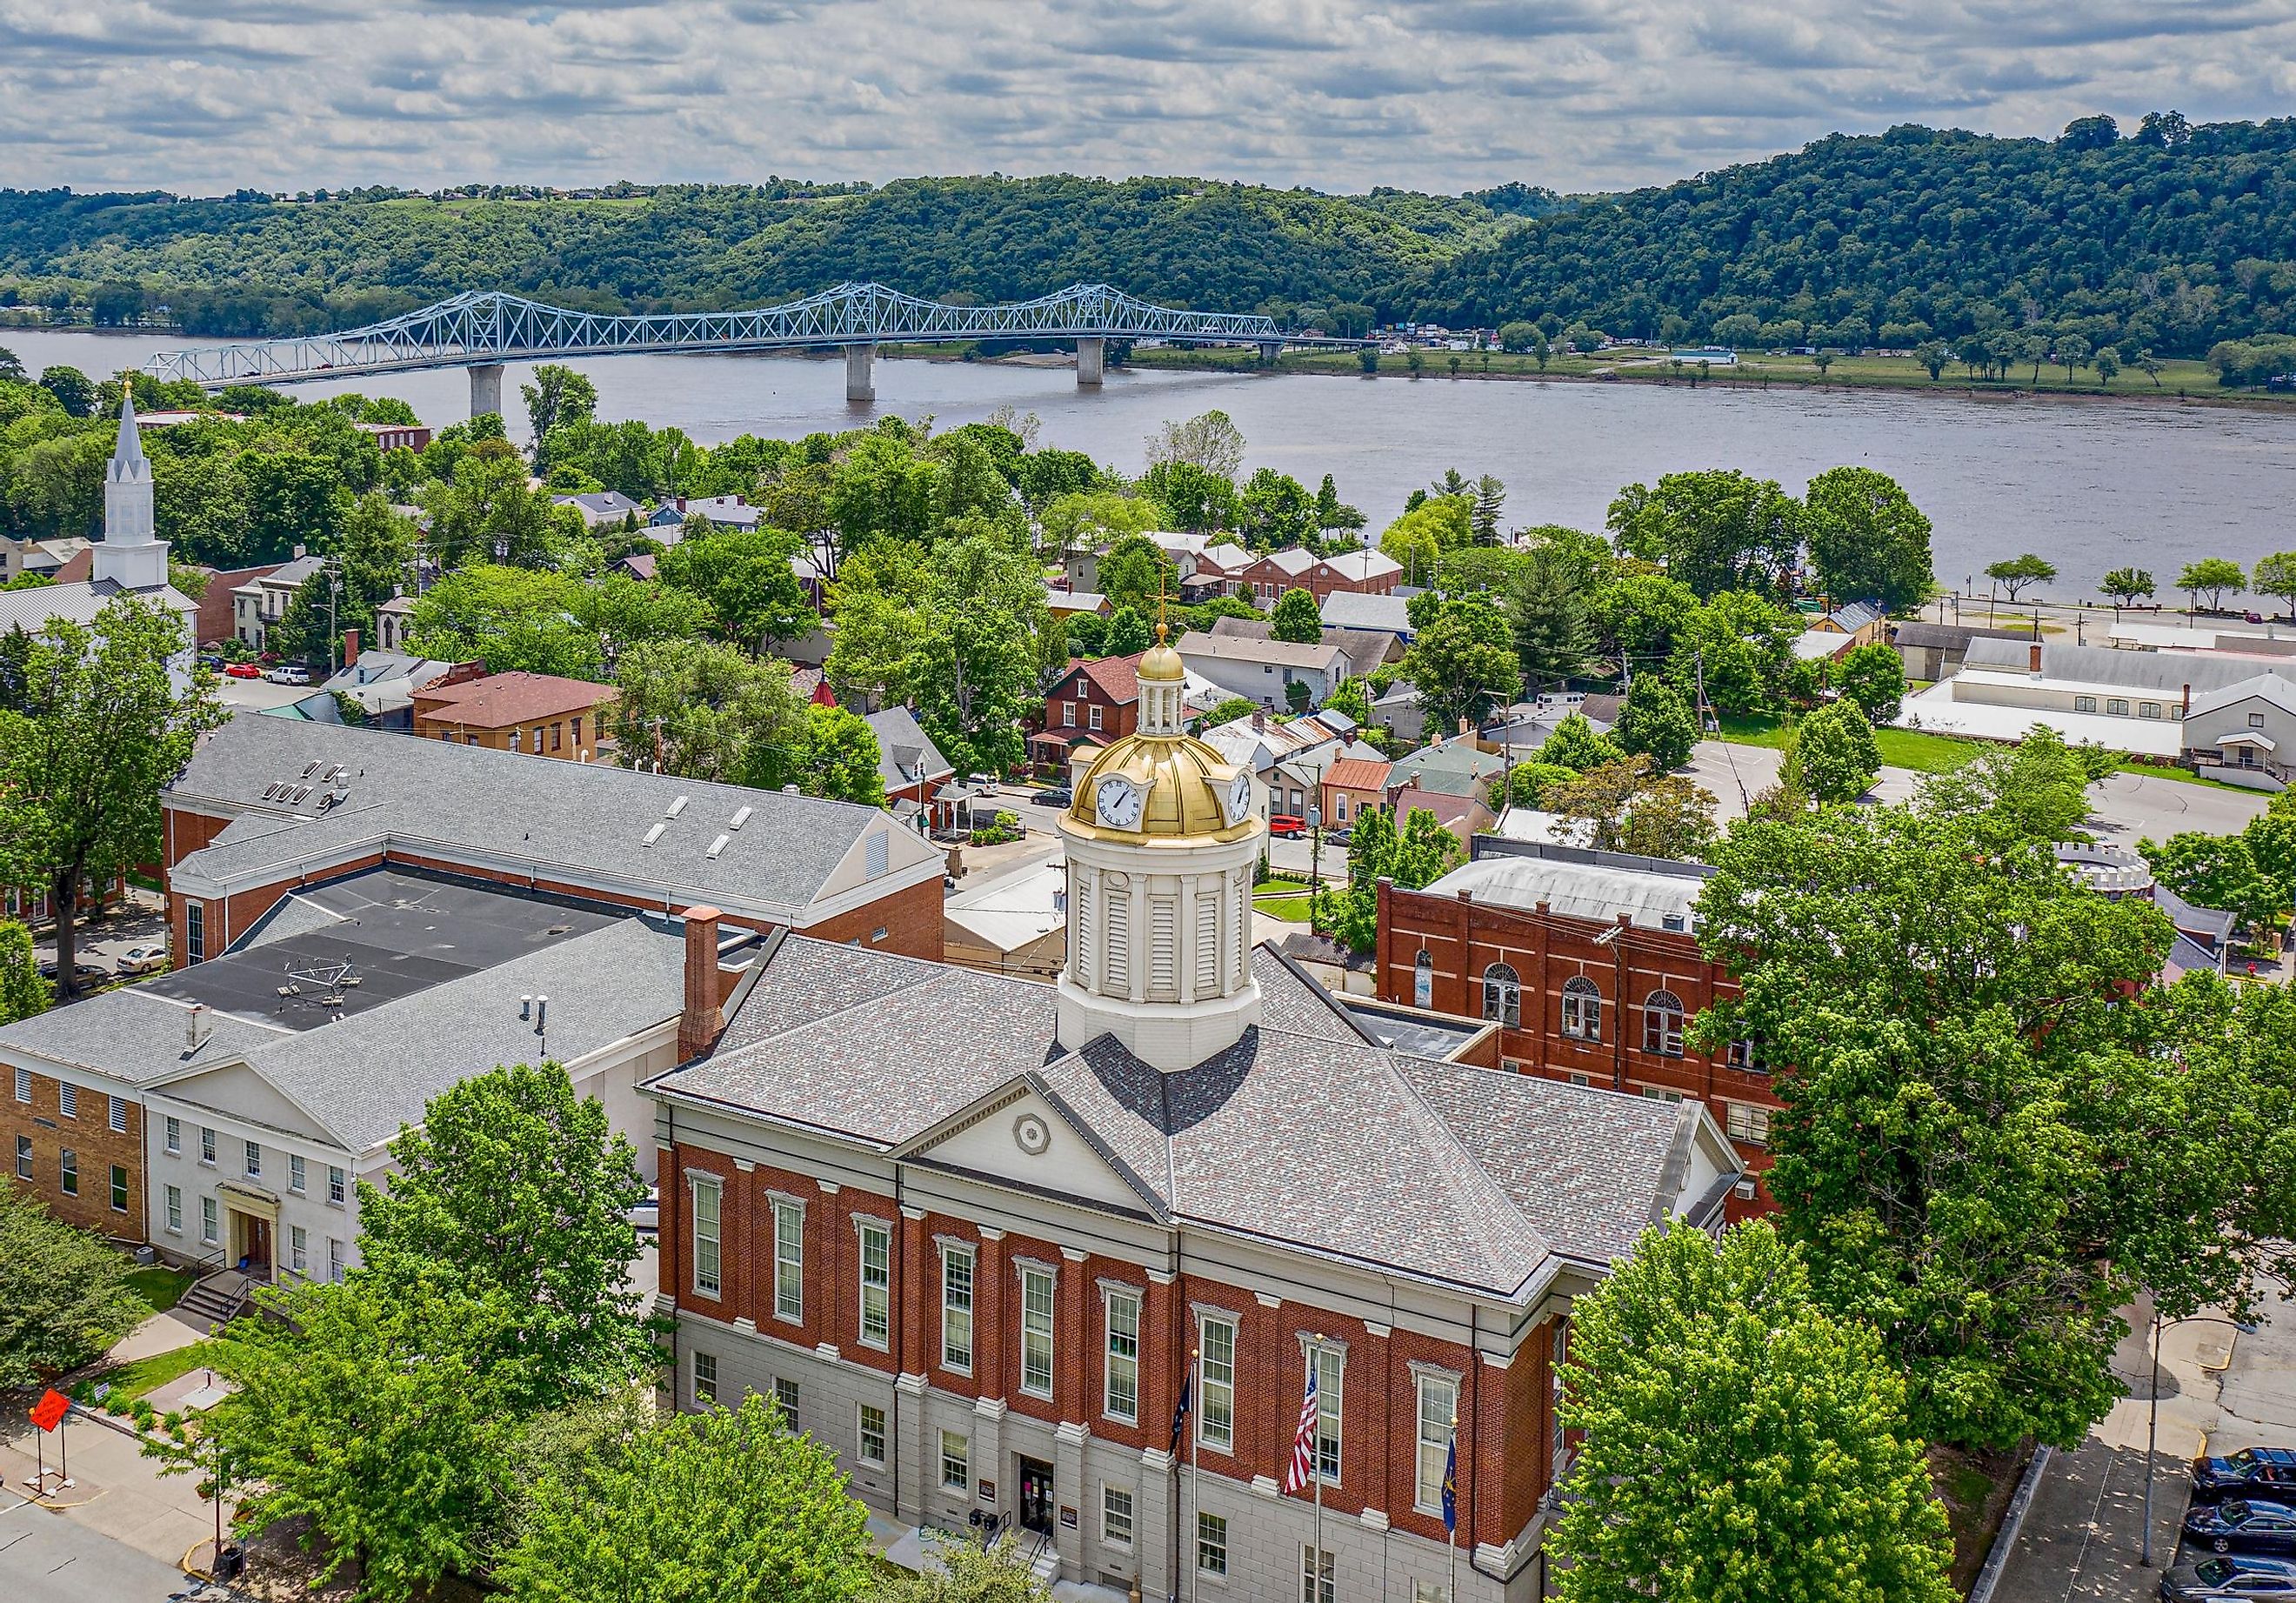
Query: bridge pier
[[1256, 342, 1282, 368], [1076, 337, 1105, 388], [469, 363, 504, 420], [844, 344, 875, 404]]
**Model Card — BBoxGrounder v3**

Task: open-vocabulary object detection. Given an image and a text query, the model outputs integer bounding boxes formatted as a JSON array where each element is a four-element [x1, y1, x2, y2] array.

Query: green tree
[[1536, 711, 1627, 772], [0, 920, 51, 1024], [1237, 469, 1317, 549], [657, 527, 818, 652], [1498, 320, 1538, 352], [1470, 474, 1507, 544], [1378, 496, 1472, 586], [1401, 599, 1518, 734], [1137, 461, 1235, 534], [1551, 1219, 1957, 1603], [1101, 607, 1152, 656], [1985, 552, 2056, 603], [1038, 489, 1159, 564], [1915, 339, 1952, 379], [1200, 696, 1259, 730], [2100, 566, 2155, 606], [1312, 473, 1365, 532], [793, 704, 886, 806], [1325, 676, 1373, 726], [0, 597, 223, 998], [1613, 676, 1698, 773], [0, 1184, 148, 1388], [864, 1536, 1056, 1603], [355, 1062, 655, 1412], [1588, 571, 1699, 662], [1668, 590, 1798, 716], [1802, 467, 1934, 615], [210, 1273, 527, 1601], [1270, 587, 1322, 644], [1605, 470, 1801, 598], [1505, 760, 1578, 809], [38, 365, 97, 417], [408, 566, 609, 679], [2139, 832, 2285, 929], [1785, 699, 1880, 804], [1144, 410, 1244, 480], [2179, 557, 2248, 614], [1694, 798, 2209, 1450], [423, 439, 556, 570], [1098, 534, 1180, 619], [521, 365, 599, 464], [498, 1392, 873, 1603], [2093, 345, 2121, 384], [2253, 552, 2296, 621], [609, 638, 806, 785], [1834, 639, 1908, 725], [1312, 805, 1460, 952], [1505, 544, 1592, 689], [1547, 758, 1719, 858]]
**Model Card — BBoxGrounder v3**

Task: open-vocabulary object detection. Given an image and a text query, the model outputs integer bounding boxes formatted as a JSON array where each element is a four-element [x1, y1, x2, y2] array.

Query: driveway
[[2086, 770, 2270, 850]]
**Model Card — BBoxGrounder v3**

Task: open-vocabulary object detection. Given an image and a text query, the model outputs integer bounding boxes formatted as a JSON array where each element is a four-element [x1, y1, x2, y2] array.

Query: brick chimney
[[679, 905, 724, 1061], [342, 626, 360, 667]]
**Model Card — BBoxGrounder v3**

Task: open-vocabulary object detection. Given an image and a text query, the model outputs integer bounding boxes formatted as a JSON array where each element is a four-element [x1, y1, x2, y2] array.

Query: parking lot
[[27, 893, 169, 989]]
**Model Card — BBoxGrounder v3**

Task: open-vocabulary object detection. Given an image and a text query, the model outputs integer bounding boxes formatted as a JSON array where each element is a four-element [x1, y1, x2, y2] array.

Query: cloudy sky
[[5, 0, 2294, 196]]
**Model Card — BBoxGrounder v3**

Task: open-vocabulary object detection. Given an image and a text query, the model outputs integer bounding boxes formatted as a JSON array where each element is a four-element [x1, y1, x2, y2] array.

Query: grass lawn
[[1255, 896, 1315, 922], [1712, 712, 1986, 775], [124, 1265, 194, 1313], [100, 1338, 231, 1403], [1253, 874, 1307, 894], [2113, 760, 2269, 793]]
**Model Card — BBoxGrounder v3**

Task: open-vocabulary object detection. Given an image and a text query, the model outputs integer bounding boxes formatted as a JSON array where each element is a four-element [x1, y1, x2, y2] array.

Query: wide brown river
[[13, 327, 2296, 598]]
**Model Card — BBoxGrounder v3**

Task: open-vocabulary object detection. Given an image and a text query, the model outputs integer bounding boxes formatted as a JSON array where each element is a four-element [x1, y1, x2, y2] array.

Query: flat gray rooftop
[[141, 869, 628, 1030]]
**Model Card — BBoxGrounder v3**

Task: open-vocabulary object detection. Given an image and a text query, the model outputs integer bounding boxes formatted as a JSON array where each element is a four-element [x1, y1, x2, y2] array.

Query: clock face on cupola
[[1054, 624, 1265, 1072]]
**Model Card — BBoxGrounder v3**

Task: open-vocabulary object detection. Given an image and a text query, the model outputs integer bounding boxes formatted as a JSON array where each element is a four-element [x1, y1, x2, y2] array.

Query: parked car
[[1269, 814, 1306, 838], [1032, 786, 1073, 808], [2186, 1499, 2296, 1556], [37, 958, 106, 984], [2160, 1554, 2296, 1600], [1325, 826, 1352, 846], [224, 661, 263, 678], [627, 1191, 659, 1237], [265, 665, 313, 685], [112, 945, 170, 976], [2197, 1450, 2296, 1506]]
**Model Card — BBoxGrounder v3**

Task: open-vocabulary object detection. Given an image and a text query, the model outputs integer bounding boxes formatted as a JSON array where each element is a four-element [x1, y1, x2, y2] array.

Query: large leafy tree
[[1802, 466, 1935, 614], [1535, 711, 1626, 773], [1505, 544, 1593, 689], [1785, 700, 1881, 805], [1613, 675, 1697, 773], [791, 705, 886, 806], [355, 1062, 656, 1413], [1313, 805, 1461, 952], [657, 526, 818, 653], [209, 1273, 527, 1603], [1607, 471, 1801, 598], [1269, 587, 1322, 644], [1983, 552, 2055, 602], [2139, 830, 2285, 929], [1546, 758, 1718, 859], [497, 1393, 875, 1603], [1401, 598, 1518, 734], [608, 638, 807, 785], [1834, 640, 1908, 725], [0, 596, 224, 998], [1692, 796, 2287, 1451], [1667, 590, 1798, 716], [0, 920, 50, 1025], [0, 1184, 148, 1387], [2179, 557, 2248, 613], [1552, 1219, 1958, 1603], [522, 364, 599, 462]]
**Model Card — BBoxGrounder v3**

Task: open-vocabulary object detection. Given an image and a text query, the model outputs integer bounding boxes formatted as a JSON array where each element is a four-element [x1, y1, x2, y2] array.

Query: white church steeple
[[95, 381, 170, 592]]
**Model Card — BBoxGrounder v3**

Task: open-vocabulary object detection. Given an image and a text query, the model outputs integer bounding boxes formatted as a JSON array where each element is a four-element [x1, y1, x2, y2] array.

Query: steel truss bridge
[[143, 281, 1364, 411]]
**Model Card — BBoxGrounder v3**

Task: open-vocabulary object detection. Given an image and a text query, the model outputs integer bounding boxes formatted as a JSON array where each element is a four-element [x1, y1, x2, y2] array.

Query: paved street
[[1992, 1279, 2296, 1602]]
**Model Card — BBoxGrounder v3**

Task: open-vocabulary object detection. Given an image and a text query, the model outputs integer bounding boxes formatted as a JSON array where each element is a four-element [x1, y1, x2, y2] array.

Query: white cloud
[[6, 0, 2296, 193]]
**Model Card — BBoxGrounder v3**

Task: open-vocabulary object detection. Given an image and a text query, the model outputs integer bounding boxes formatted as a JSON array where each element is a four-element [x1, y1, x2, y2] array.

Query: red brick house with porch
[[1028, 651, 1143, 772]]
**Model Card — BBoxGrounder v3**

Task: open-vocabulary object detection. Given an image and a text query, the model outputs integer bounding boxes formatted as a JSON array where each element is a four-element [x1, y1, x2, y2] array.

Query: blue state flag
[[1170, 1366, 1193, 1456], [1440, 1429, 1458, 1533]]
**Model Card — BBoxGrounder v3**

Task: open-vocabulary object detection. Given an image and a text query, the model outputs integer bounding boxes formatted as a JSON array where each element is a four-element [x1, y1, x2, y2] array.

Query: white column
[[845, 344, 876, 403], [1077, 337, 1105, 387]]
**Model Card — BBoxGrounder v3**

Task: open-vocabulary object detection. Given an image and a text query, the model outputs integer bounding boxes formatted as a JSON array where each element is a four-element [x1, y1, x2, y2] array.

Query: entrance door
[[241, 1214, 273, 1279], [1016, 1457, 1054, 1535]]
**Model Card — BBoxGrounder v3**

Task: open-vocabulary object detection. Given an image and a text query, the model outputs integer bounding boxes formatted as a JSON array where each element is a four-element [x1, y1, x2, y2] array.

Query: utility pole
[[323, 555, 344, 674]]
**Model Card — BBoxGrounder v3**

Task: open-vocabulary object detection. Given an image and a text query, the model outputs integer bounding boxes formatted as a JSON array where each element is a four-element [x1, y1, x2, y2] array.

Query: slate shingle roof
[[656, 938, 1719, 1293]]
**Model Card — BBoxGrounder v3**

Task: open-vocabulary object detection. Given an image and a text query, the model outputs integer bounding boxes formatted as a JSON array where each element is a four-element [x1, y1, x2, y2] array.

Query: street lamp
[[2141, 1309, 2246, 1567]]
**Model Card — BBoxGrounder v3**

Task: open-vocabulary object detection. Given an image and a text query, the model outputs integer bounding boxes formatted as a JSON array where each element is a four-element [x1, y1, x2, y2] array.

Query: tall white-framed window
[[1413, 1370, 1459, 1515], [858, 1402, 887, 1466], [858, 1220, 891, 1349], [773, 1377, 800, 1422], [1551, 1321, 1570, 1461], [328, 1165, 345, 1205], [244, 1139, 261, 1179], [1102, 1484, 1135, 1546], [1560, 976, 1602, 1041], [1481, 962, 1520, 1028], [772, 1197, 804, 1323], [164, 1115, 180, 1155], [1641, 989, 1686, 1057], [1312, 1343, 1344, 1486], [290, 1154, 306, 1193], [940, 1429, 970, 1493], [164, 1185, 182, 1234], [941, 1244, 975, 1373], [1104, 1286, 1141, 1423], [1197, 1512, 1229, 1576], [1019, 1264, 1056, 1399], [692, 1350, 718, 1403], [1725, 1103, 1772, 1146], [691, 1176, 723, 1297], [200, 1194, 218, 1246], [201, 1126, 216, 1165], [290, 1225, 308, 1273], [186, 898, 204, 961], [329, 1238, 346, 1283], [1198, 1314, 1237, 1450], [1301, 1544, 1335, 1603]]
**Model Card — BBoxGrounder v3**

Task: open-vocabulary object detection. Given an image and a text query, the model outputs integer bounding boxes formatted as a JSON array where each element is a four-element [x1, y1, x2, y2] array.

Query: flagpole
[[1189, 1344, 1202, 1603], [1448, 1413, 1459, 1603], [1312, 1338, 1325, 1603]]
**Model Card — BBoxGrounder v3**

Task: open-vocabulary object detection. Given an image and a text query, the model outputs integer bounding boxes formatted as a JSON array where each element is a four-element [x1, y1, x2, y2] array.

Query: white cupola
[[1055, 625, 1264, 1071], [94, 384, 170, 592]]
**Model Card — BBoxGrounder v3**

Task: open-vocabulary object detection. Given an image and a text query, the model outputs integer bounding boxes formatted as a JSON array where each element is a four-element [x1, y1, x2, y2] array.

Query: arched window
[[1412, 950, 1433, 1009], [1481, 963, 1520, 1029], [1643, 989, 1685, 1058], [1560, 977, 1601, 1042]]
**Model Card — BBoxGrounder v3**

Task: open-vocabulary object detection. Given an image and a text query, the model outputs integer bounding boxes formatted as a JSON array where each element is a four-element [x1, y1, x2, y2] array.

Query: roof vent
[[705, 833, 731, 858], [302, 760, 321, 778], [290, 783, 312, 803], [642, 820, 667, 847], [728, 805, 752, 831], [665, 795, 689, 819]]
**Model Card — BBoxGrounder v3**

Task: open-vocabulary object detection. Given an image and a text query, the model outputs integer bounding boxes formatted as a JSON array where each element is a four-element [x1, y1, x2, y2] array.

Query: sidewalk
[[1989, 1298, 2246, 1603]]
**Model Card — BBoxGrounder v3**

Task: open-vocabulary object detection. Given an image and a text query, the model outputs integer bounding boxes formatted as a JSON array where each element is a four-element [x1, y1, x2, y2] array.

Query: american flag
[[1282, 1357, 1319, 1494]]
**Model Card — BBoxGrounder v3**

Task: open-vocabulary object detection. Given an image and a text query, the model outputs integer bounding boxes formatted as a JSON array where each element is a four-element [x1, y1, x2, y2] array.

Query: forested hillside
[[1422, 117, 2296, 357], [8, 115, 2296, 354]]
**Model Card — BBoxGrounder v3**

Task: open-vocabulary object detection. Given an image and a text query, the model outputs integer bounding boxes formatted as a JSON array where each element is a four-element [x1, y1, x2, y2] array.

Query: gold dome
[[1067, 731, 1256, 843], [1138, 626, 1185, 686]]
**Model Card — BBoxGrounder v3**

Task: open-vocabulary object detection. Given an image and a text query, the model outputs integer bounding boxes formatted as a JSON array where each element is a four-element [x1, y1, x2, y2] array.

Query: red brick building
[[1376, 843, 1778, 1216], [1197, 545, 1406, 608], [1029, 651, 1143, 771]]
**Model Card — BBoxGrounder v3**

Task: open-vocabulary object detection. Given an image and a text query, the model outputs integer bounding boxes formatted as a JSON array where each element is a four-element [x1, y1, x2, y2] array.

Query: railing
[[144, 282, 1359, 387]]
